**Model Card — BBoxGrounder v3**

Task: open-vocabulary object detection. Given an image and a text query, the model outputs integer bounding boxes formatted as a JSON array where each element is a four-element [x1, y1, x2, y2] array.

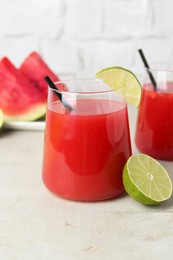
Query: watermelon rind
[[3, 104, 46, 122]]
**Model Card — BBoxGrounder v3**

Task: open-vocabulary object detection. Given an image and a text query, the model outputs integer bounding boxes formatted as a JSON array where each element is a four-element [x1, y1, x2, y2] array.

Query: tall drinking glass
[[135, 63, 173, 160], [42, 79, 132, 201]]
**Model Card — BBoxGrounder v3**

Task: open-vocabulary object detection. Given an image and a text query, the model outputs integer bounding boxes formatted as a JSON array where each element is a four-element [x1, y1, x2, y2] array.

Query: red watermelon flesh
[[0, 57, 46, 121], [19, 52, 66, 101]]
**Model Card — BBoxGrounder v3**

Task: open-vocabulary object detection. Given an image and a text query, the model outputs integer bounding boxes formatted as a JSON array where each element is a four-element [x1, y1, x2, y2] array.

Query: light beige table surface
[[0, 106, 173, 260]]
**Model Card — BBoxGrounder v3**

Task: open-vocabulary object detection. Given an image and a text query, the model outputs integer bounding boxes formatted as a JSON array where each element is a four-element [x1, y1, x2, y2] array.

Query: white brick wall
[[0, 0, 172, 79]]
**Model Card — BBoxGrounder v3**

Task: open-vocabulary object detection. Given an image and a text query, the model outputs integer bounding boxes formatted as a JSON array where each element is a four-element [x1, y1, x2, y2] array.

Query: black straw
[[138, 49, 157, 91], [44, 76, 73, 111]]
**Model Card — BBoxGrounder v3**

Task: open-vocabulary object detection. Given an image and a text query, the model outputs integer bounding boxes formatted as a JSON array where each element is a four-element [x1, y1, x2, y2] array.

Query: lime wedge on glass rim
[[123, 154, 173, 205], [0, 109, 3, 129], [96, 66, 142, 107]]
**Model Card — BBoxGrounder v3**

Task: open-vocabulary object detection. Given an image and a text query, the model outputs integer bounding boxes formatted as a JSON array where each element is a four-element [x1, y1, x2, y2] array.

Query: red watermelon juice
[[42, 80, 132, 201], [135, 82, 173, 160]]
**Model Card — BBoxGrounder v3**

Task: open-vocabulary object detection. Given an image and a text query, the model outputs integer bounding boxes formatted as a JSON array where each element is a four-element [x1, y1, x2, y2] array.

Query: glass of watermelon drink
[[42, 79, 132, 201], [135, 63, 173, 160]]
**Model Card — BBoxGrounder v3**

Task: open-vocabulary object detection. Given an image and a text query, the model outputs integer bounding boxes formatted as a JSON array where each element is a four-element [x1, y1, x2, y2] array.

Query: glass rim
[[146, 61, 173, 73], [48, 78, 116, 95]]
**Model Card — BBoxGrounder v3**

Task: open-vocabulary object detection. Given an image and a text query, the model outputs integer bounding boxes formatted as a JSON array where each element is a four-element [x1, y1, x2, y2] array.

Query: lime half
[[123, 154, 172, 205], [0, 109, 3, 129], [96, 66, 142, 107]]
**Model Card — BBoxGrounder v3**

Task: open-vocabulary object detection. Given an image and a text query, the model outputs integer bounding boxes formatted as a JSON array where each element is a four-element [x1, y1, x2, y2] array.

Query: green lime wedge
[[123, 154, 172, 205], [96, 66, 142, 107], [0, 109, 3, 129]]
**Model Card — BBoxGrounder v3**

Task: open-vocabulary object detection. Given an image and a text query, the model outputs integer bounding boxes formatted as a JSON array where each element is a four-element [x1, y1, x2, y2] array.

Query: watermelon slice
[[20, 52, 66, 101], [0, 109, 3, 128], [0, 57, 46, 121]]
